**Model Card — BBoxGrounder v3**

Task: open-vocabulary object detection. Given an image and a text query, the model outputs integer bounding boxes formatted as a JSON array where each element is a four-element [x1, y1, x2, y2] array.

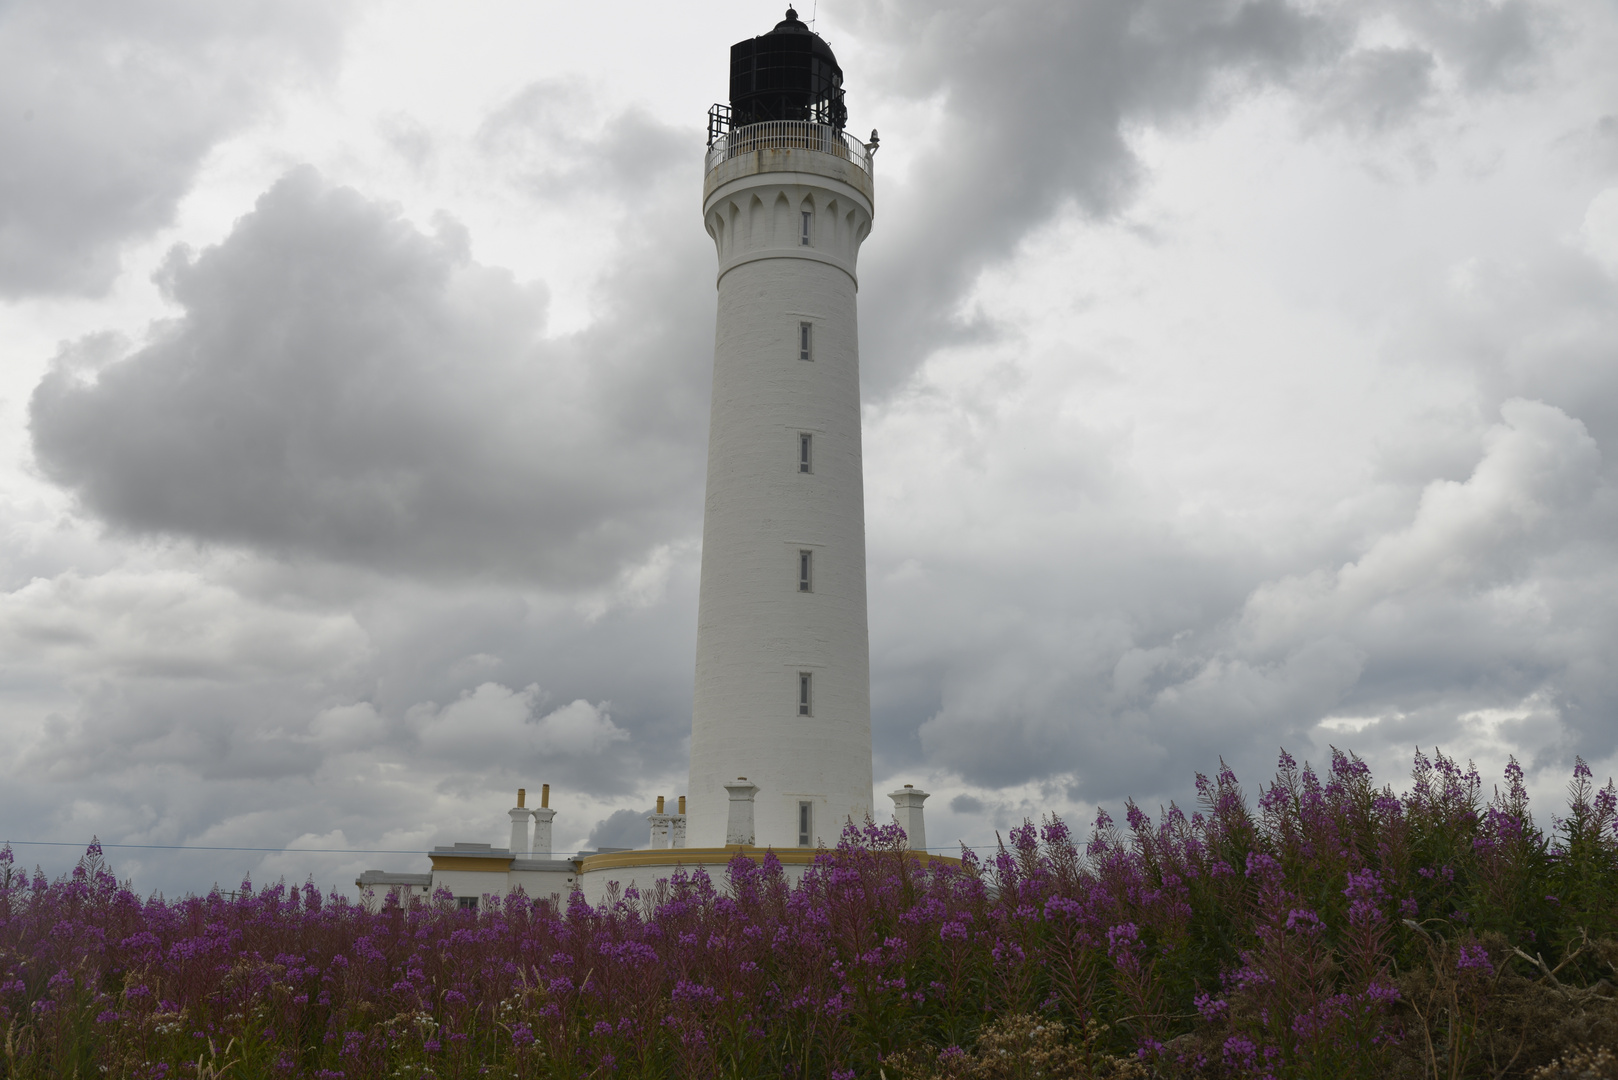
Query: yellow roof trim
[[429, 855, 514, 873], [578, 846, 960, 874]]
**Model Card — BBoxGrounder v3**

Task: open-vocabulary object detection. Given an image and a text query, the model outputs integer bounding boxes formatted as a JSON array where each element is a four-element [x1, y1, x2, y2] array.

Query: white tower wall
[[689, 147, 875, 850]]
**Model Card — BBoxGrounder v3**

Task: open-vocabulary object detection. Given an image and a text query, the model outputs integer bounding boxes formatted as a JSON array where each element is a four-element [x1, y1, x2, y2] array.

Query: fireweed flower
[[990, 939, 1026, 965], [1106, 922, 1141, 962], [1223, 1033, 1260, 1068], [1284, 909, 1323, 936], [1362, 981, 1401, 1004], [0, 750, 1607, 1076]]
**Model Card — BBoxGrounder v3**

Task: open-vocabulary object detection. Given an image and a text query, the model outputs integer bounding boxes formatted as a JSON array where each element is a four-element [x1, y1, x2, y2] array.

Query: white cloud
[[1583, 187, 1618, 274], [4, 0, 1618, 893], [0, 568, 369, 681], [414, 682, 626, 768], [1240, 399, 1602, 647], [535, 698, 630, 757], [0, 0, 351, 296]]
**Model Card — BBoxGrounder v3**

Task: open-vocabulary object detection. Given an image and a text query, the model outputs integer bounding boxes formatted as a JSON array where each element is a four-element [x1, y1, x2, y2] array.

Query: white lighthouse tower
[[358, 10, 944, 907], [687, 9, 878, 850]]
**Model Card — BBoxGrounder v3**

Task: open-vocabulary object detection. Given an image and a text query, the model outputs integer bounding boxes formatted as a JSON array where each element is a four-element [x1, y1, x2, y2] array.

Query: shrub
[[2, 747, 1616, 1078]]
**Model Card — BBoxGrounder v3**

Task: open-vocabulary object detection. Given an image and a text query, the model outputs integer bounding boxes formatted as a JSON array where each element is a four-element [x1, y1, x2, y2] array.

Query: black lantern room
[[724, 8, 847, 133]]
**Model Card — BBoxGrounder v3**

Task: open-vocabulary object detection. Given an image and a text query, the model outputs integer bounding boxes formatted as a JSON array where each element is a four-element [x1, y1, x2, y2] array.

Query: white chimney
[[888, 785, 929, 851], [531, 783, 556, 857], [672, 795, 687, 849], [508, 788, 532, 856], [648, 795, 671, 849], [723, 779, 759, 846]]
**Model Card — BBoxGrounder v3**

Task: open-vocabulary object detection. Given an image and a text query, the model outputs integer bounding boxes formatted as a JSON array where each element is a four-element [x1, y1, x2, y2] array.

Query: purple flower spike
[[1457, 944, 1492, 973]]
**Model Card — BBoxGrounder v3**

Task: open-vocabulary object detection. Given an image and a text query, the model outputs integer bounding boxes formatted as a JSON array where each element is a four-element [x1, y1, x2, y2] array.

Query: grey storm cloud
[[25, 0, 1545, 584], [586, 807, 656, 852], [1389, 0, 1540, 89], [476, 80, 690, 197], [948, 793, 985, 815], [1313, 46, 1437, 132], [0, 559, 694, 878], [844, 0, 1552, 391], [893, 399, 1618, 799], [4, 0, 1605, 895], [847, 0, 1339, 391], [30, 165, 713, 585], [0, 0, 350, 297]]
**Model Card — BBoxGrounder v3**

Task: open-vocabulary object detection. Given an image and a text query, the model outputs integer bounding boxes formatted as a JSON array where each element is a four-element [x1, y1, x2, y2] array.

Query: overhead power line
[[2, 840, 428, 855], [3, 839, 988, 856]]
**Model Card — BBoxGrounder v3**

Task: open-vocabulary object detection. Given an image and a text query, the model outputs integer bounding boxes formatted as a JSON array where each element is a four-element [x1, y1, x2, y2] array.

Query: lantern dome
[[727, 8, 847, 131]]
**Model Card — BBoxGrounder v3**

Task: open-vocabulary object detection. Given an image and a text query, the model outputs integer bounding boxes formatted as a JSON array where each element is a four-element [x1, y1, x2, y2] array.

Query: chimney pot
[[678, 795, 686, 815], [517, 787, 526, 807], [541, 783, 550, 809], [656, 795, 666, 814]]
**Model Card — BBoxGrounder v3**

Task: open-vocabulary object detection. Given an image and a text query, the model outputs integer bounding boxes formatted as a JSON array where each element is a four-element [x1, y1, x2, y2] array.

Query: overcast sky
[[2, 0, 1616, 895]]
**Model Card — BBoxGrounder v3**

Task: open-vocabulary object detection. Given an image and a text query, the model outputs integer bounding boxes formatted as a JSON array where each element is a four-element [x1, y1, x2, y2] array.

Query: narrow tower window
[[798, 801, 813, 847], [799, 433, 812, 473], [799, 321, 812, 361], [799, 549, 813, 592], [798, 672, 812, 716], [801, 210, 812, 246]]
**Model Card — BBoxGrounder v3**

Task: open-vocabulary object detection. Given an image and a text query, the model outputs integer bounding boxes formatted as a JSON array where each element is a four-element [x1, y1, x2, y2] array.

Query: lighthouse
[[356, 11, 945, 906], [687, 9, 878, 850]]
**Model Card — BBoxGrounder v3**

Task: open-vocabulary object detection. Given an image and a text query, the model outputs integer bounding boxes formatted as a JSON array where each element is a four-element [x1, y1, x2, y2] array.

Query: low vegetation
[[4, 747, 1618, 1078]]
